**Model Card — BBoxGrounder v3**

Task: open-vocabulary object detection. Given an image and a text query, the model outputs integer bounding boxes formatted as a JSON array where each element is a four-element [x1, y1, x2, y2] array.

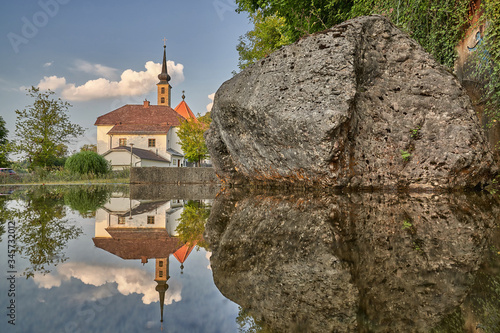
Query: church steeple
[[157, 40, 172, 107], [155, 257, 170, 326]]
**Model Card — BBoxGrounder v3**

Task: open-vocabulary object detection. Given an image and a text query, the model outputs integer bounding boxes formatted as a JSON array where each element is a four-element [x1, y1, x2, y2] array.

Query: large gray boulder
[[205, 15, 497, 190]]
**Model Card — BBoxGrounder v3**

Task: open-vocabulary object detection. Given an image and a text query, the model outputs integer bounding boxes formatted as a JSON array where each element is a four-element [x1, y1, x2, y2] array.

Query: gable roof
[[93, 232, 183, 260], [174, 100, 197, 120], [94, 104, 185, 127], [103, 146, 170, 163]]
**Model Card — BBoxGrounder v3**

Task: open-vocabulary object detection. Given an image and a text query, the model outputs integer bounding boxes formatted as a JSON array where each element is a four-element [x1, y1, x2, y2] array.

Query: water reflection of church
[[92, 196, 196, 325]]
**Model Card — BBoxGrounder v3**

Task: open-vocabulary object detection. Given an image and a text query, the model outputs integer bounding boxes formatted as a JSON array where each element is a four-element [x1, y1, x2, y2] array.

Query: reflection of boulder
[[333, 192, 498, 332], [205, 190, 499, 332], [205, 190, 358, 332]]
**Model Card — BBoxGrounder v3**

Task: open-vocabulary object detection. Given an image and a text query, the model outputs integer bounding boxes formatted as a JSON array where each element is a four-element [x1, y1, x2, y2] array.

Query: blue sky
[[0, 0, 251, 150]]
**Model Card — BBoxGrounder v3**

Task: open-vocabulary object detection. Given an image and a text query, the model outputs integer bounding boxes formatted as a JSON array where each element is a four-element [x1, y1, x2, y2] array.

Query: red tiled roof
[[173, 241, 197, 264], [94, 104, 185, 127], [174, 100, 197, 120], [93, 230, 184, 260], [107, 124, 172, 135]]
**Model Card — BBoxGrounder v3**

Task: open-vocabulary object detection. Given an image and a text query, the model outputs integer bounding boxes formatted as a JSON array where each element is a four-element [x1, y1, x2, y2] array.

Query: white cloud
[[33, 262, 183, 305], [206, 251, 212, 270], [43, 62, 53, 68], [35, 60, 184, 102], [73, 59, 118, 79], [206, 93, 215, 112], [37, 75, 67, 91]]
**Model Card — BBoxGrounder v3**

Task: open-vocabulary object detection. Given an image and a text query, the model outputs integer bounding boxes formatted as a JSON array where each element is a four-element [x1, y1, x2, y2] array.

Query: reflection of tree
[[11, 187, 82, 277], [64, 185, 111, 218], [0, 195, 8, 241], [175, 200, 210, 250]]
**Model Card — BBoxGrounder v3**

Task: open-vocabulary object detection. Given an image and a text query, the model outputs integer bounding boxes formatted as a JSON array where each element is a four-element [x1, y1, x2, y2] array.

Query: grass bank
[[0, 168, 130, 186]]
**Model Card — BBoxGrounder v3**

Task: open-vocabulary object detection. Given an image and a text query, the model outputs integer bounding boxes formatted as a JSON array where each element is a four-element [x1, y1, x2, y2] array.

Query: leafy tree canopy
[[177, 113, 212, 166], [14, 87, 85, 169], [237, 11, 292, 69], [65, 150, 110, 175]]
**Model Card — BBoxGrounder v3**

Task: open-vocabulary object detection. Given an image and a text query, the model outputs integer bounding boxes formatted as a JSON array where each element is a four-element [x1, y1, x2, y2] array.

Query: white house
[[94, 44, 196, 170]]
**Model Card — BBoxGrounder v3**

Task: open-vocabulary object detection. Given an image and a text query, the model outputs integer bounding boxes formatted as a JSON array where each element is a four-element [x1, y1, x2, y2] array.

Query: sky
[[0, 0, 251, 151]]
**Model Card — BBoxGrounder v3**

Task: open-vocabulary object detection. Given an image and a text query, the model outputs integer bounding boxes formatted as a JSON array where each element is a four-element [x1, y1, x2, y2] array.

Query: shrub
[[65, 151, 110, 175]]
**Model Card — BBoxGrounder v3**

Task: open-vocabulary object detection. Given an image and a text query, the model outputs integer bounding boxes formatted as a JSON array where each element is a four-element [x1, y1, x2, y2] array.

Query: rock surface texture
[[205, 15, 497, 189], [204, 190, 499, 332]]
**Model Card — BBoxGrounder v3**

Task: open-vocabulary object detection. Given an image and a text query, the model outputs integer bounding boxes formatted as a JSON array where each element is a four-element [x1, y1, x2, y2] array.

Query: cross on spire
[[163, 37, 167, 46]]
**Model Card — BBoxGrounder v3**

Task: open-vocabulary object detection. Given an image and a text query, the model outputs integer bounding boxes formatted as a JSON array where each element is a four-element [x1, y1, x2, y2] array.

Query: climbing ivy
[[476, 0, 500, 127], [351, 0, 471, 69]]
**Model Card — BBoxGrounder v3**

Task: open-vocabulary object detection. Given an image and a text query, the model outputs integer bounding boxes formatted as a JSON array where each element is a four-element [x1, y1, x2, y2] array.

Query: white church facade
[[94, 45, 196, 170]]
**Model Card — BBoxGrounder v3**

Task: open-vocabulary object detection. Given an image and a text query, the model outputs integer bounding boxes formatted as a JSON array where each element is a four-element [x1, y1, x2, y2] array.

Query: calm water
[[0, 185, 499, 333]]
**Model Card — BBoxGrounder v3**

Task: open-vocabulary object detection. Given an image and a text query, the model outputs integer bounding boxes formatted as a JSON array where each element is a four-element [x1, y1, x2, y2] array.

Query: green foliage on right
[[237, 11, 292, 69], [65, 151, 110, 175], [473, 0, 500, 128], [235, 0, 472, 70]]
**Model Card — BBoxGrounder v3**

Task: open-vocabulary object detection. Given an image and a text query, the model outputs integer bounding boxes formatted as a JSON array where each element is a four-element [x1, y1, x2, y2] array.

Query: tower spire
[[158, 43, 171, 83], [157, 40, 172, 106]]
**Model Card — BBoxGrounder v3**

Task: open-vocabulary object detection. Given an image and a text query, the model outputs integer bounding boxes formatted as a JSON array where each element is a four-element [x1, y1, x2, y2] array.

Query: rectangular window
[[118, 216, 125, 224], [159, 271, 163, 277], [119, 138, 127, 146], [147, 216, 155, 224], [148, 139, 156, 147]]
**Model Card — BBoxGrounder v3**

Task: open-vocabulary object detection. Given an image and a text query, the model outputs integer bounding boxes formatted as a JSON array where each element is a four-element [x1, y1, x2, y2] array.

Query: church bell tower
[[157, 41, 171, 107]]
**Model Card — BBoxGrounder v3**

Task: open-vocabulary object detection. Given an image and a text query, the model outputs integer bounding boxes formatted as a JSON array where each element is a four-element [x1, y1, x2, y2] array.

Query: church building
[[94, 44, 196, 169]]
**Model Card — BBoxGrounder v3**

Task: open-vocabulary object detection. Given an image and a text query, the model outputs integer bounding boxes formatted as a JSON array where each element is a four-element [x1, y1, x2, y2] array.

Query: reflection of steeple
[[155, 257, 170, 325]]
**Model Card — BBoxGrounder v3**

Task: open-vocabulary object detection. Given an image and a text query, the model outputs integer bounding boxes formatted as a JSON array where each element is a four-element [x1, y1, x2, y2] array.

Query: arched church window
[[161, 97, 165, 103], [161, 87, 165, 94]]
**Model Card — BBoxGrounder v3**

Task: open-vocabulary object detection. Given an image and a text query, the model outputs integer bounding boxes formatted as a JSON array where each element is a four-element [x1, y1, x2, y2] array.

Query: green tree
[[177, 112, 211, 167], [65, 150, 110, 175], [14, 87, 85, 169], [237, 11, 292, 69], [236, 0, 353, 41], [0, 115, 9, 167]]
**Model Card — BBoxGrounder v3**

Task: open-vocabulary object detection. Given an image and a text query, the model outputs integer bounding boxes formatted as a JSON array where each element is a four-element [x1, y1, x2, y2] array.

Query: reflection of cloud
[[206, 251, 212, 270], [33, 262, 182, 305], [206, 93, 215, 112], [31, 60, 184, 101], [33, 272, 64, 288]]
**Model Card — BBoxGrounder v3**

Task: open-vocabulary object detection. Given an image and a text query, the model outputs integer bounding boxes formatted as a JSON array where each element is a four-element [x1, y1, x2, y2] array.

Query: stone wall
[[130, 184, 220, 200], [130, 167, 220, 185]]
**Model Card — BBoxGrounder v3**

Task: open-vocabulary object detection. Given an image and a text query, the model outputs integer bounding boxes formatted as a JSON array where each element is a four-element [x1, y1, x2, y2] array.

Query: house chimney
[[143, 100, 150, 108]]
